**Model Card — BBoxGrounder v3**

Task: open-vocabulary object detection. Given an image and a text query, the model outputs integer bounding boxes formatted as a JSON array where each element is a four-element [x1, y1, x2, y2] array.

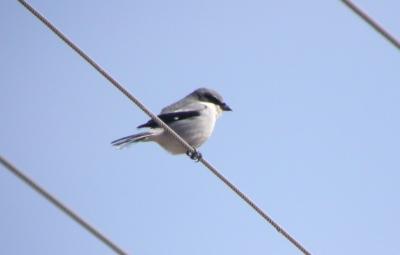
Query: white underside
[[150, 102, 221, 154]]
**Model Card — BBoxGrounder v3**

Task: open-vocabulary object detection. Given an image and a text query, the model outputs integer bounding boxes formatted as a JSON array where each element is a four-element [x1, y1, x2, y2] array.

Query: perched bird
[[111, 88, 231, 155]]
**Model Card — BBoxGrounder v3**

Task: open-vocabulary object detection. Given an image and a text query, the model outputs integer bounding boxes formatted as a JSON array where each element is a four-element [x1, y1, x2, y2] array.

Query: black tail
[[111, 132, 154, 148]]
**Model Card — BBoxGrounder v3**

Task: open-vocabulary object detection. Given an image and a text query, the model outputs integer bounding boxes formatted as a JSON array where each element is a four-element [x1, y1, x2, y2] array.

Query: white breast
[[153, 102, 221, 154]]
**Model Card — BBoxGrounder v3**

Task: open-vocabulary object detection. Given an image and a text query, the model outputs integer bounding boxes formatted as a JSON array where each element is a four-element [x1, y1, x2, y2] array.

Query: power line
[[17, 0, 197, 160], [199, 159, 310, 254], [0, 155, 127, 255], [17, 0, 311, 254], [342, 0, 400, 50]]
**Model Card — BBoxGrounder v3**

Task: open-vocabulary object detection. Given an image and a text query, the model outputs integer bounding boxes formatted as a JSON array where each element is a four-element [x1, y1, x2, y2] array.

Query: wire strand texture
[[0, 155, 127, 255], [342, 0, 400, 50], [17, 0, 311, 254]]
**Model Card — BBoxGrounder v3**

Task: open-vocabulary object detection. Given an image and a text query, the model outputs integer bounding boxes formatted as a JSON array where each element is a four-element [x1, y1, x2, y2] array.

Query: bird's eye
[[204, 93, 220, 104]]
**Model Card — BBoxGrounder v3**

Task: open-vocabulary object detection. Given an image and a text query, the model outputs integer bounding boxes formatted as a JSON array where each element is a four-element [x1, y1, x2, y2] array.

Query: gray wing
[[137, 110, 201, 128], [135, 100, 207, 129], [161, 97, 204, 113]]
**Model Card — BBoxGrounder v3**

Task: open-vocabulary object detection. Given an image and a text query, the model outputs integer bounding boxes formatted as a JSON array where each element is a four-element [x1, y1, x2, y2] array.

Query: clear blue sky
[[1, 1, 399, 254]]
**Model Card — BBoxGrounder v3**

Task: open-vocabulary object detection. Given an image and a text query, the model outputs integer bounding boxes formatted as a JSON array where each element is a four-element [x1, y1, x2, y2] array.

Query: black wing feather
[[137, 110, 200, 128]]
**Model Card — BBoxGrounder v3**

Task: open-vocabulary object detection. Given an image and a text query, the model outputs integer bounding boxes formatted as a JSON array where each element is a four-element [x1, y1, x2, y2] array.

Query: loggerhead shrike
[[111, 88, 231, 156]]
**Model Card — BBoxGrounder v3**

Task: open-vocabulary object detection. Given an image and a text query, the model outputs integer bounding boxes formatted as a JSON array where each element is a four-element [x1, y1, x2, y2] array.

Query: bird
[[111, 88, 232, 157]]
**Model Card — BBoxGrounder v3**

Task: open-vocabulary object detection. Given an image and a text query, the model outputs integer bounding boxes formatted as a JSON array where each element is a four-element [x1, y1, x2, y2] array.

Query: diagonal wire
[[342, 0, 400, 50], [0, 155, 127, 255], [17, 1, 311, 254], [17, 0, 196, 157]]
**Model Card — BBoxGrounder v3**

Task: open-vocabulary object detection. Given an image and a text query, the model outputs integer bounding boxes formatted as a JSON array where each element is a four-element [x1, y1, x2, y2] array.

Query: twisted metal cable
[[17, 0, 197, 158], [0, 155, 127, 255], [342, 0, 400, 50], [17, 1, 311, 254], [199, 159, 310, 254]]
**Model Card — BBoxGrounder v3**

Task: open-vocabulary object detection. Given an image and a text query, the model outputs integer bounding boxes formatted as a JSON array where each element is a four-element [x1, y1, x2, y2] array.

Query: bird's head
[[191, 87, 232, 112]]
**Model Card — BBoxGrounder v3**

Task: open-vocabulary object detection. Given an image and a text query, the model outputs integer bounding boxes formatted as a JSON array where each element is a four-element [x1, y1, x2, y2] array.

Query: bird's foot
[[186, 150, 202, 162]]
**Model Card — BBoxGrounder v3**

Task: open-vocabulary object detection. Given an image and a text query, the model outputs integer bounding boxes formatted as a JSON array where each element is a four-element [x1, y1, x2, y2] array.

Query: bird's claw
[[186, 150, 202, 162]]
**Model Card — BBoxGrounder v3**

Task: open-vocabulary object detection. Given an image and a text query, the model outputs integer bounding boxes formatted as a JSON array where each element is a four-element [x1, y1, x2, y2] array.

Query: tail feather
[[111, 132, 154, 148]]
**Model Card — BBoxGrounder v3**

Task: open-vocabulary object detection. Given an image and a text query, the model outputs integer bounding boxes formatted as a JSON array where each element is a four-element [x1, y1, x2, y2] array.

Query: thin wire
[[199, 159, 311, 254], [342, 0, 400, 50], [17, 1, 311, 254], [0, 155, 127, 255], [17, 0, 196, 157]]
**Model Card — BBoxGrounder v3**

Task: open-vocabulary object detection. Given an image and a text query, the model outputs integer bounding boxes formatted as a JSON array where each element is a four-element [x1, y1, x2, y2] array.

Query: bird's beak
[[220, 103, 232, 111]]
